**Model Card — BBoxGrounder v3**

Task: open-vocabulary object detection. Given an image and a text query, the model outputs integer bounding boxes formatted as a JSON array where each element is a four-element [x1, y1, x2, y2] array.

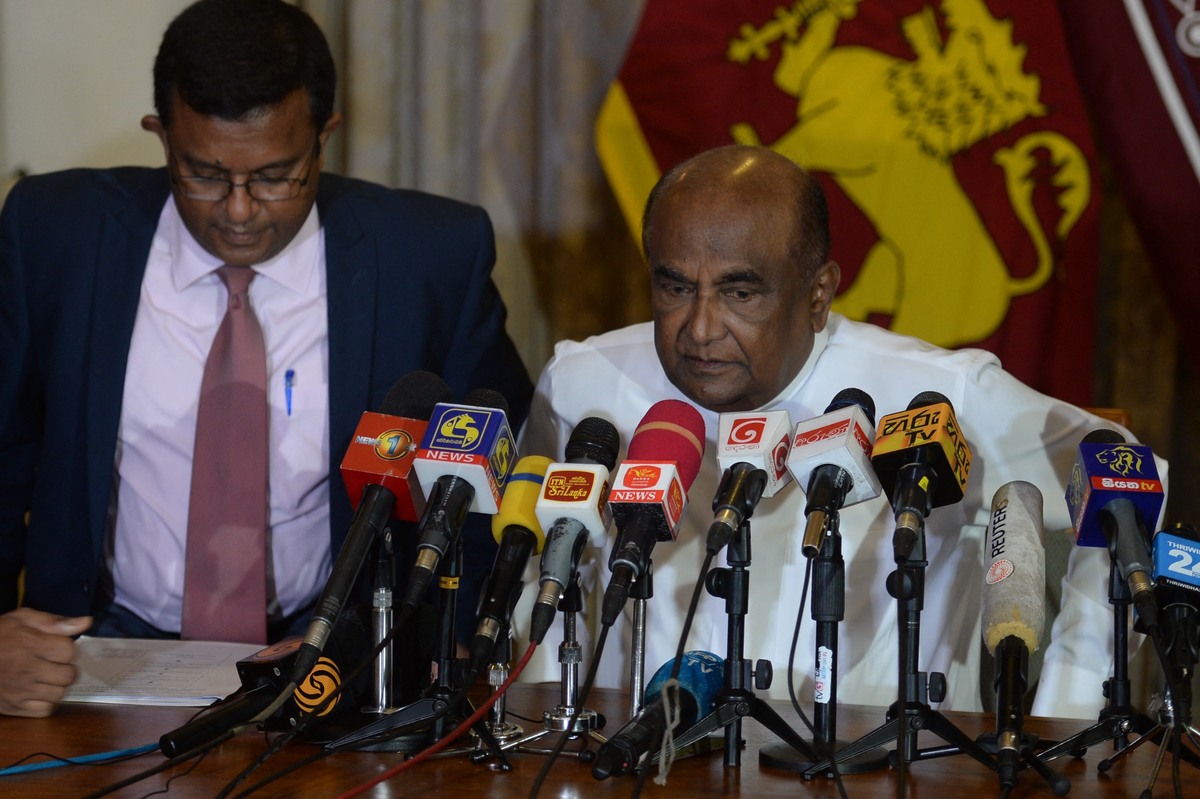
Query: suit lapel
[[319, 178, 377, 542], [83, 171, 168, 559]]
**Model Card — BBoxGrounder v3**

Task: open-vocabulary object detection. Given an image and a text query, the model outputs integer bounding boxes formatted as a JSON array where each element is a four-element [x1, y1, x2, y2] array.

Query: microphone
[[708, 410, 792, 553], [340, 371, 452, 523], [529, 417, 621, 644], [402, 389, 519, 610], [1150, 523, 1200, 725], [1065, 429, 1164, 628], [786, 388, 882, 557], [601, 400, 706, 627], [705, 461, 767, 554], [1152, 523, 1200, 596], [290, 373, 451, 687], [162, 611, 371, 756], [715, 410, 793, 497], [467, 455, 551, 674], [981, 481, 1046, 789], [871, 391, 972, 562], [591, 650, 723, 779]]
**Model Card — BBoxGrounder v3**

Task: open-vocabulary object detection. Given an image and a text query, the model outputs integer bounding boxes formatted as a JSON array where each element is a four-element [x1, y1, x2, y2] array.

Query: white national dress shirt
[[514, 314, 1167, 720]]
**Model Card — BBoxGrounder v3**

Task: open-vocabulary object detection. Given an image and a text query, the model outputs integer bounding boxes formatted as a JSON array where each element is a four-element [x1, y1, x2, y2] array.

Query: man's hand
[[0, 609, 92, 717]]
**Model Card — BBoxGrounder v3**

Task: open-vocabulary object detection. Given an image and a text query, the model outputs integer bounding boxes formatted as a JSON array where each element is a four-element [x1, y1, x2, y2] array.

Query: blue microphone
[[592, 651, 723, 779]]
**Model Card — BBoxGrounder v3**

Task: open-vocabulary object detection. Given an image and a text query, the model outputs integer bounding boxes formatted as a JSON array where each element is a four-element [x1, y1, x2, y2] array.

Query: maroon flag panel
[[598, 0, 1103, 405], [1058, 0, 1200, 371]]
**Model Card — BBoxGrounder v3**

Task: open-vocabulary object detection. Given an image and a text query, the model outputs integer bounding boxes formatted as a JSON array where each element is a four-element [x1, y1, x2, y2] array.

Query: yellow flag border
[[594, 80, 661, 251]]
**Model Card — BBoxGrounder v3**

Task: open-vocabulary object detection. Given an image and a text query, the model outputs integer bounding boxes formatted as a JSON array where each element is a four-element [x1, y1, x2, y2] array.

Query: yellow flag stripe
[[594, 81, 661, 250]]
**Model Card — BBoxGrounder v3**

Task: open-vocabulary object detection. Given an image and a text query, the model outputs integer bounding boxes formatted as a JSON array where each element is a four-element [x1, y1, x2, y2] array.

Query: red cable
[[331, 642, 538, 799]]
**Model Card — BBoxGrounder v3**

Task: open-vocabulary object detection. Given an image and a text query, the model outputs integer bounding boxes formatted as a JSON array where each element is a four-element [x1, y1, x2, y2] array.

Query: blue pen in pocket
[[285, 369, 295, 416]]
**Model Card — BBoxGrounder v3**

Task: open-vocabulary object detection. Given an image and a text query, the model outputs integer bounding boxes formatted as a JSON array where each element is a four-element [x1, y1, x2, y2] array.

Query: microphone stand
[[1037, 555, 1158, 763], [1077, 589, 1200, 777], [656, 519, 819, 767], [363, 531, 400, 715], [1096, 686, 1200, 778], [482, 636, 524, 744], [760, 513, 888, 774], [326, 536, 508, 765], [974, 638, 1070, 795], [629, 561, 653, 718], [504, 575, 607, 760], [803, 522, 996, 777]]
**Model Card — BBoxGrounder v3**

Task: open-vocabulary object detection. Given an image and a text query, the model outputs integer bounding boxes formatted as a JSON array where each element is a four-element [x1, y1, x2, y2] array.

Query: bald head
[[642, 145, 831, 286], [642, 145, 841, 412]]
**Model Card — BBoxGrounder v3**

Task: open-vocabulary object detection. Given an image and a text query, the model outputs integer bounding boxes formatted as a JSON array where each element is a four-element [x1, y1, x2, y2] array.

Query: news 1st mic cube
[[340, 412, 428, 522]]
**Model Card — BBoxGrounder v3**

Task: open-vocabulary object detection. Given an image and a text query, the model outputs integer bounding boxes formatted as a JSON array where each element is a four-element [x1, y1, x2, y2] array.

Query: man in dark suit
[[0, 0, 531, 716]]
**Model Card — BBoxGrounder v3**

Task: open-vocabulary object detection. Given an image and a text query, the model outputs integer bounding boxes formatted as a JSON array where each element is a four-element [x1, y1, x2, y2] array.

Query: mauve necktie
[[181, 265, 269, 644]]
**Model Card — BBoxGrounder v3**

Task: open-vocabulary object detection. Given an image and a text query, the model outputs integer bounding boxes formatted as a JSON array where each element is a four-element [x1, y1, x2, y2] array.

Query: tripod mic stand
[[1096, 686, 1200, 776], [658, 519, 819, 767], [503, 575, 607, 761], [1038, 556, 1158, 763], [1088, 585, 1200, 776], [760, 513, 888, 775], [803, 526, 996, 777]]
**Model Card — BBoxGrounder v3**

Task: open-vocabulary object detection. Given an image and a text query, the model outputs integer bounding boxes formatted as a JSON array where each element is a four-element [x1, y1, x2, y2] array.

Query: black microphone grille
[[380, 371, 453, 418], [907, 390, 952, 411], [565, 416, 621, 470], [825, 387, 876, 425], [464, 388, 509, 415], [1083, 428, 1126, 446]]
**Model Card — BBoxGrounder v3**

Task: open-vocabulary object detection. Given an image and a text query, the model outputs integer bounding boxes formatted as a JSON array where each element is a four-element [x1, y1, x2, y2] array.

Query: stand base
[[760, 738, 889, 775], [315, 711, 435, 752], [495, 706, 607, 762]]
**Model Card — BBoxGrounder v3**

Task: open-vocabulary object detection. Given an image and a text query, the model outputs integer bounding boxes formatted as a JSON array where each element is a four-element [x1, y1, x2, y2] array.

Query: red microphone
[[294, 371, 451, 687], [339, 372, 452, 523], [601, 399, 706, 626]]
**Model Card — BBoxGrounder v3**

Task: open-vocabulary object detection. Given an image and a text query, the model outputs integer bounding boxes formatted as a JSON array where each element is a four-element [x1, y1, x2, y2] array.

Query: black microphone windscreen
[[1083, 428, 1125, 445], [464, 388, 509, 415], [565, 416, 620, 470], [908, 390, 951, 410], [381, 371, 453, 418], [825, 387, 876, 425]]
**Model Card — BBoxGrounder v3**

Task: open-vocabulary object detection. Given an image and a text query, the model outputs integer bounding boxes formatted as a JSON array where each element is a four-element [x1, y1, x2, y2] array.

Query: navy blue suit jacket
[[0, 167, 532, 620]]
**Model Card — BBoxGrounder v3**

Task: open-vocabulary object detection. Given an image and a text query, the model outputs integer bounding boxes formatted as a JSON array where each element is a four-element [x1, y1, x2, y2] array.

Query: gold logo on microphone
[[293, 656, 342, 716]]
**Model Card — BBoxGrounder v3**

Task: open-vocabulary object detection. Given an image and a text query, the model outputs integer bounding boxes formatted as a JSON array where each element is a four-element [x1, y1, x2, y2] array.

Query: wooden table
[[0, 683, 1193, 798]]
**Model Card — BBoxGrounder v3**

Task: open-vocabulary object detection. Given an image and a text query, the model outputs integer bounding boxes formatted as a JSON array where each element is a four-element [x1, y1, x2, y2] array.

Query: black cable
[[213, 601, 418, 798], [785, 555, 848, 799], [82, 730, 237, 799]]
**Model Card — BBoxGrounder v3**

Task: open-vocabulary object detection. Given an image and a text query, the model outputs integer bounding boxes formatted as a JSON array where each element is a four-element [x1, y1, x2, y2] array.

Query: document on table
[[65, 636, 263, 706]]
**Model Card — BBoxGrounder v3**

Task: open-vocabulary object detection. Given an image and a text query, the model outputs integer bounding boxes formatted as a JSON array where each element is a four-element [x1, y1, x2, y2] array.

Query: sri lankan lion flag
[[597, 0, 1100, 406]]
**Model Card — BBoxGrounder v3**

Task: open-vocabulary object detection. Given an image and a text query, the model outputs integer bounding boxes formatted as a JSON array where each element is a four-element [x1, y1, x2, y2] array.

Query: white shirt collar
[[755, 323, 830, 410], [155, 195, 321, 294]]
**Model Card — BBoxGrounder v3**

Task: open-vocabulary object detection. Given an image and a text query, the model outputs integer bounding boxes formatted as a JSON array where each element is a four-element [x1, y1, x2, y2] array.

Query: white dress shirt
[[515, 314, 1167, 719], [109, 197, 331, 632]]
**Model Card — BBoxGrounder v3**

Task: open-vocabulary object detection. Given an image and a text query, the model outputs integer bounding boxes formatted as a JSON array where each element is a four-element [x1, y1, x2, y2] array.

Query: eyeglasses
[[169, 142, 319, 202]]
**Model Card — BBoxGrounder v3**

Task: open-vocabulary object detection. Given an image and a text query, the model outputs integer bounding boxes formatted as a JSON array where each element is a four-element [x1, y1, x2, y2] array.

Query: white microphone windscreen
[[982, 480, 1046, 653]]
